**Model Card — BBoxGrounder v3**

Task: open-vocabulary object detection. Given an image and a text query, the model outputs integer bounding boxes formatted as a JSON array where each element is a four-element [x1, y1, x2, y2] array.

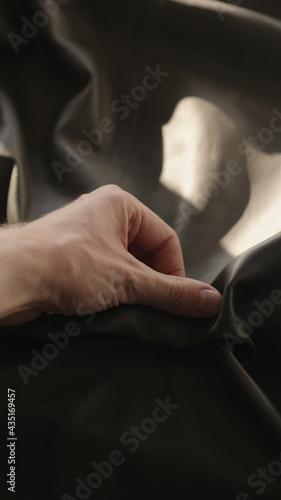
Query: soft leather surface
[[1, 1, 281, 498]]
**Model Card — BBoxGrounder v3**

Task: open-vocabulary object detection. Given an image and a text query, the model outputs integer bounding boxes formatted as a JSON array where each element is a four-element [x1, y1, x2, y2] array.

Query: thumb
[[133, 269, 222, 318]]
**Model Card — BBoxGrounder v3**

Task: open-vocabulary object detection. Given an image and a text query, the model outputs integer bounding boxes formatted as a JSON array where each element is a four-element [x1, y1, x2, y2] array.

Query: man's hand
[[0, 185, 222, 325]]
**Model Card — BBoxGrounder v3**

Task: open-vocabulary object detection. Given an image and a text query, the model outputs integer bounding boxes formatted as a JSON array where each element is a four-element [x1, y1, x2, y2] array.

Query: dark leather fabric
[[1, 1, 281, 498]]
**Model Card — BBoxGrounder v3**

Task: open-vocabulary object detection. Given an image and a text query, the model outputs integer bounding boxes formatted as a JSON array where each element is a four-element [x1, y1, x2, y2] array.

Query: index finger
[[126, 194, 186, 278]]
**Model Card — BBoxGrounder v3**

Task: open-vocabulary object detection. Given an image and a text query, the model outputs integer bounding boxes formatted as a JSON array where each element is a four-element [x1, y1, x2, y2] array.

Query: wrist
[[0, 224, 52, 321]]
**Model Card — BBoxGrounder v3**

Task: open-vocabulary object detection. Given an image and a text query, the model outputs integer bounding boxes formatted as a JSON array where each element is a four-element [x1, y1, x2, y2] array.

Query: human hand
[[0, 185, 222, 325]]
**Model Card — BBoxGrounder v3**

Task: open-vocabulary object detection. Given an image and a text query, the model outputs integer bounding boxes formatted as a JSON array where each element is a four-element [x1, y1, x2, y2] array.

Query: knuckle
[[103, 184, 123, 196], [169, 227, 181, 244], [105, 184, 122, 190], [168, 278, 186, 306], [102, 184, 127, 208], [169, 226, 179, 238]]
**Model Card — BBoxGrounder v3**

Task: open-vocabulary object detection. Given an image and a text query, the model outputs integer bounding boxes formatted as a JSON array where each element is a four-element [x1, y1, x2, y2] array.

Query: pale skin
[[0, 184, 222, 326]]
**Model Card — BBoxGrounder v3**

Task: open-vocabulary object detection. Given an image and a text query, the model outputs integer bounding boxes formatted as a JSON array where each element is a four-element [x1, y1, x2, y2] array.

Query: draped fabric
[[1, 1, 281, 498]]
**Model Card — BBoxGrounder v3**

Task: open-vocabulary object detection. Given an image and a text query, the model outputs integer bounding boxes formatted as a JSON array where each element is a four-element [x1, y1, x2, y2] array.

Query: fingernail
[[196, 289, 222, 317]]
